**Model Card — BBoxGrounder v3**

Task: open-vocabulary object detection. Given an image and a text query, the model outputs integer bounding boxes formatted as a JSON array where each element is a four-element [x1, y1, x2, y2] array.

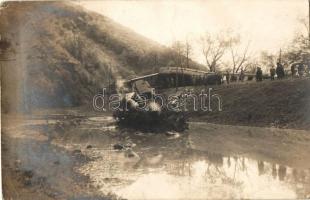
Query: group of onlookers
[[224, 62, 310, 84], [265, 62, 309, 81], [290, 62, 308, 77], [268, 62, 285, 81]]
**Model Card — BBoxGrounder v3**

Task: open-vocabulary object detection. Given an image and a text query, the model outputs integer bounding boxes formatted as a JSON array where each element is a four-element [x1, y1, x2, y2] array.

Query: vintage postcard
[[1, 0, 310, 199]]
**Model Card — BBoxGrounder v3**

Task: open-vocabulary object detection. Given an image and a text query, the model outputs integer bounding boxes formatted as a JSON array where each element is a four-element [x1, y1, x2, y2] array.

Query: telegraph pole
[[308, 0, 310, 47]]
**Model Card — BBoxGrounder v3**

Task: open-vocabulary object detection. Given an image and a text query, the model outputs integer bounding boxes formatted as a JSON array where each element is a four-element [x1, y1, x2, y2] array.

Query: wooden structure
[[126, 67, 257, 89], [126, 67, 221, 89]]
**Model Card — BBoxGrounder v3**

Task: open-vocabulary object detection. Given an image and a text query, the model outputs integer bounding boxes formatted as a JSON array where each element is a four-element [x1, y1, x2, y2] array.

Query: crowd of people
[[266, 62, 285, 81], [256, 62, 310, 82], [224, 62, 310, 84]]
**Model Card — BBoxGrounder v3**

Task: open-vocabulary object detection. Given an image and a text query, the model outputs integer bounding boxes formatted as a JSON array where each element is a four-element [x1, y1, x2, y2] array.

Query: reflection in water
[[272, 164, 278, 179], [279, 165, 287, 181], [79, 148, 310, 199], [258, 161, 264, 175], [9, 113, 310, 199], [75, 116, 310, 199]]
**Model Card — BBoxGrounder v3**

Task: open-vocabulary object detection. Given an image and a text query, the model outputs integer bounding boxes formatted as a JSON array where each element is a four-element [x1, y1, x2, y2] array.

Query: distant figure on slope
[[226, 70, 230, 84], [290, 63, 297, 78], [297, 63, 305, 78], [276, 62, 285, 79], [240, 68, 245, 82], [256, 67, 263, 82], [307, 62, 310, 76], [270, 67, 275, 80]]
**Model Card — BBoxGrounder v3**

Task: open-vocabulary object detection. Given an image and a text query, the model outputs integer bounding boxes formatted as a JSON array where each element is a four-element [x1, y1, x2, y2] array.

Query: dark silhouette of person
[[298, 63, 305, 77], [278, 165, 287, 181], [256, 67, 263, 81], [307, 62, 310, 76], [276, 62, 285, 79], [258, 161, 265, 175], [240, 68, 245, 82], [270, 67, 276, 80], [291, 64, 296, 77], [226, 70, 230, 84], [272, 164, 277, 179]]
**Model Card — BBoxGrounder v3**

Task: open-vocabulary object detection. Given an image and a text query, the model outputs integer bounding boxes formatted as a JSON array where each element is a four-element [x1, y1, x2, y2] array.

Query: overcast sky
[[80, 0, 308, 64]]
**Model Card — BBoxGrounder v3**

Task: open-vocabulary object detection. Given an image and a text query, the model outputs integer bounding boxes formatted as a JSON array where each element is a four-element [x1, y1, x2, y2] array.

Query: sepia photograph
[[1, 0, 310, 199]]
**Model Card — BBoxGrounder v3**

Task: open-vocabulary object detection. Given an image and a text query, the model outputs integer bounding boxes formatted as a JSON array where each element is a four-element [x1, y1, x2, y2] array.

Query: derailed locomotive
[[113, 79, 188, 132]]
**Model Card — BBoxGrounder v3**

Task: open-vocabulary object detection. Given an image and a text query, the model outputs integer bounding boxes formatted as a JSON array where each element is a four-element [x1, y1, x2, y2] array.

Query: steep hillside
[[0, 1, 204, 111]]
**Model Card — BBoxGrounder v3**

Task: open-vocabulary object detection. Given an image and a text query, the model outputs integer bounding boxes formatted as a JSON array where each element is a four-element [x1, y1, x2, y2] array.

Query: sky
[[80, 0, 308, 64]]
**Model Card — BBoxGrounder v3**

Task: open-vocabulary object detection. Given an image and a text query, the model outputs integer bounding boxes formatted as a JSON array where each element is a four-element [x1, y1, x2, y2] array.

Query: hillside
[[0, 1, 204, 111], [186, 78, 310, 130]]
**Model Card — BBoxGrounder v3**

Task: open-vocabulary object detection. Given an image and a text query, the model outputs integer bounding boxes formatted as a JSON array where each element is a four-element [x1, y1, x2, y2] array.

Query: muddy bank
[[1, 113, 120, 200]]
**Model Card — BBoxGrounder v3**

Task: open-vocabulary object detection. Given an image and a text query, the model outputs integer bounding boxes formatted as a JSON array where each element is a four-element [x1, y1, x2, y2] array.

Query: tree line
[[169, 15, 310, 76]]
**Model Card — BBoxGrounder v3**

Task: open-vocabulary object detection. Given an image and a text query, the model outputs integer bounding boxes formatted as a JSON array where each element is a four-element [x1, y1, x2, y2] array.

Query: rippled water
[[129, 159, 307, 199], [78, 130, 310, 199], [8, 112, 308, 199]]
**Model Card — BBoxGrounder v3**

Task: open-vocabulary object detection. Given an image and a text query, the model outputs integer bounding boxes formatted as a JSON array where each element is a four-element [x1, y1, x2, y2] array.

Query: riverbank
[[1, 113, 120, 200]]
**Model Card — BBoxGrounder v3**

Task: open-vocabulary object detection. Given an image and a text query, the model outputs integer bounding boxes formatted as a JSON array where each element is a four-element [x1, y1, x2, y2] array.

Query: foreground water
[[76, 118, 310, 199], [3, 113, 310, 199]]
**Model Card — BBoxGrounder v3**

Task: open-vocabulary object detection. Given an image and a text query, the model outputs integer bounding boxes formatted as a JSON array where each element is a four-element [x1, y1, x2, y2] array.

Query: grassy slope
[[166, 78, 310, 130], [0, 1, 203, 110]]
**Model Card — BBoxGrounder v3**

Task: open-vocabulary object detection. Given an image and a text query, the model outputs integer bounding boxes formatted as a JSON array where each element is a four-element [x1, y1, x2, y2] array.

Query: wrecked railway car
[[126, 67, 222, 89]]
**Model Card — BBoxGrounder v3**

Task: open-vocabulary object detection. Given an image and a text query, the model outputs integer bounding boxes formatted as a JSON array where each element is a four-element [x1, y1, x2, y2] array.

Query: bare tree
[[170, 41, 187, 90], [185, 38, 192, 68], [296, 16, 310, 50], [243, 58, 259, 73], [229, 37, 251, 74], [308, 0, 310, 44], [200, 32, 230, 72], [171, 41, 186, 67], [260, 51, 277, 71], [148, 51, 159, 72], [299, 17, 309, 39]]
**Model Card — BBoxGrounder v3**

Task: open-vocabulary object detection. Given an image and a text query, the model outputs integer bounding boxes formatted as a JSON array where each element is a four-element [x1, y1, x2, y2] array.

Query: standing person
[[226, 70, 230, 84], [240, 68, 245, 82], [291, 63, 296, 78], [256, 67, 263, 82], [276, 62, 285, 79], [307, 62, 310, 76], [297, 63, 305, 77], [270, 67, 276, 80]]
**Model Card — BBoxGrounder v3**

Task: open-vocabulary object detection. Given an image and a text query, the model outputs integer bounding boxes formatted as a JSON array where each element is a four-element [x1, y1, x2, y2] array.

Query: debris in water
[[72, 149, 81, 154], [54, 160, 60, 165], [165, 131, 181, 139], [146, 154, 163, 165], [125, 142, 136, 148], [125, 149, 139, 158], [113, 143, 125, 150]]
